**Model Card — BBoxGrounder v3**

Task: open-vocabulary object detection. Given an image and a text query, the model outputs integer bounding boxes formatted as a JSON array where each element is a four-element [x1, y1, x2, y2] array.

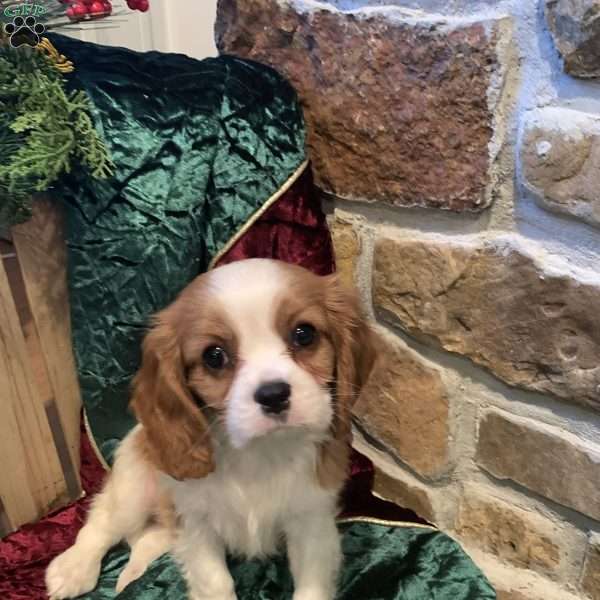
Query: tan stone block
[[522, 107, 600, 227], [373, 468, 435, 523], [353, 336, 449, 479], [582, 535, 600, 599], [372, 233, 600, 411], [216, 0, 510, 211], [477, 411, 600, 521], [456, 488, 560, 575], [472, 545, 584, 600], [330, 218, 360, 289]]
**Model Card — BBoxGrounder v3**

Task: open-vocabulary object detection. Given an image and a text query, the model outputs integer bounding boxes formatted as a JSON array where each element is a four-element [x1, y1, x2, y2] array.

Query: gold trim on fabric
[[37, 37, 75, 73], [208, 159, 310, 270], [83, 408, 110, 471], [336, 516, 437, 531]]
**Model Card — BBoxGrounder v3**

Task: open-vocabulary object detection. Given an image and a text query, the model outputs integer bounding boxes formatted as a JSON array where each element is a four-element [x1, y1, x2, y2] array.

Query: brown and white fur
[[46, 258, 377, 600]]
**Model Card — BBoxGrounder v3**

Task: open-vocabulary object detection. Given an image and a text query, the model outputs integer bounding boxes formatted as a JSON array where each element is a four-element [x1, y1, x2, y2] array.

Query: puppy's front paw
[[189, 591, 237, 600], [116, 560, 146, 593], [185, 567, 237, 600], [46, 546, 101, 599], [188, 580, 237, 600], [293, 588, 332, 600]]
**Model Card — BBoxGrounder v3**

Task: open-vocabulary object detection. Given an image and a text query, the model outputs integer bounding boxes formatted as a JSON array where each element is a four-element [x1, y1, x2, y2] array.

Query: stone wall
[[215, 0, 600, 598]]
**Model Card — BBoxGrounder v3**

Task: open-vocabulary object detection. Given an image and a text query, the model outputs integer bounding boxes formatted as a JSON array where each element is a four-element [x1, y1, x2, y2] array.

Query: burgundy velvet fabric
[[215, 167, 334, 276], [0, 167, 421, 599]]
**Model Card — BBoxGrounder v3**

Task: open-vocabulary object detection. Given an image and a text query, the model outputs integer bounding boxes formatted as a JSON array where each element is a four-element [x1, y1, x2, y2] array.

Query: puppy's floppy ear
[[130, 312, 215, 480], [318, 274, 378, 489]]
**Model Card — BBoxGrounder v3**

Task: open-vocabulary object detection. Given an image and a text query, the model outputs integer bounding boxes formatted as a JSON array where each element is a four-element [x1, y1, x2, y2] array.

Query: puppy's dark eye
[[202, 346, 229, 370], [291, 323, 317, 348]]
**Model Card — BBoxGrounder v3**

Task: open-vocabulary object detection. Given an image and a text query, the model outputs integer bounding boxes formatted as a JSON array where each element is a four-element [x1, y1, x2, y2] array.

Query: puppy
[[46, 258, 377, 600]]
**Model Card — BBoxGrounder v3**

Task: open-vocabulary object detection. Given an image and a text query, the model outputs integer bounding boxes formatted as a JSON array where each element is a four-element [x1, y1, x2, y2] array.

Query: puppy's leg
[[46, 430, 158, 599], [116, 524, 174, 593], [176, 521, 237, 600], [285, 513, 342, 600]]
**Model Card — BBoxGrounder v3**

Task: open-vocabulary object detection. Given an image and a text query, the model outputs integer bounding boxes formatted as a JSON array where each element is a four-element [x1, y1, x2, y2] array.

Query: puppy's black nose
[[254, 380, 291, 414]]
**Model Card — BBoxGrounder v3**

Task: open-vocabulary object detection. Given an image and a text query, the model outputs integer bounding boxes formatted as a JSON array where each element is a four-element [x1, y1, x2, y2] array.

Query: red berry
[[72, 2, 88, 17], [126, 0, 149, 10], [89, 0, 107, 15]]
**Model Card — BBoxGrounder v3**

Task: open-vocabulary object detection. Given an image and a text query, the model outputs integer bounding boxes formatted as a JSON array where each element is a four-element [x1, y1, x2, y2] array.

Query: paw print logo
[[4, 16, 45, 48]]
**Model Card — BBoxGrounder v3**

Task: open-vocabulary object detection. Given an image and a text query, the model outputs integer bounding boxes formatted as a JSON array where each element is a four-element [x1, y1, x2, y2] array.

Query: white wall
[[68, 0, 217, 59]]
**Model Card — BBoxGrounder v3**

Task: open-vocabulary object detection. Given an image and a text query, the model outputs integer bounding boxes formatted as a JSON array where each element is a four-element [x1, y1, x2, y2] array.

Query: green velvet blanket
[[84, 521, 495, 600]]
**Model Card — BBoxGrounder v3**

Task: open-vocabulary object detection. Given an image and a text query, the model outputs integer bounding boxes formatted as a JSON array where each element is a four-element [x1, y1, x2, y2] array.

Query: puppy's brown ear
[[130, 312, 214, 480], [318, 275, 378, 490]]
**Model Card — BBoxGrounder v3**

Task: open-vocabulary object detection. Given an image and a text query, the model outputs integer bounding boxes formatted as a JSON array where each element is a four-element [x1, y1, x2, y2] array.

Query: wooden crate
[[0, 200, 82, 537]]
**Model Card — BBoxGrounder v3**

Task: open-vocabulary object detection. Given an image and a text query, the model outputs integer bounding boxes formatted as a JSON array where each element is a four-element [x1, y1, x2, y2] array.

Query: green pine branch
[[0, 41, 114, 229]]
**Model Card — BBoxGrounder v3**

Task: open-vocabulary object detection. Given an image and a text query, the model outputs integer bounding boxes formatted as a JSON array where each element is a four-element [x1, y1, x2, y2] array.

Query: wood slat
[[0, 254, 69, 532], [0, 341, 40, 529], [12, 200, 82, 496]]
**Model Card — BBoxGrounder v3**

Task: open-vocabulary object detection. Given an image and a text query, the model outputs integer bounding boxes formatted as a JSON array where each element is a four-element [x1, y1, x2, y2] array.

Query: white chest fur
[[167, 430, 337, 558]]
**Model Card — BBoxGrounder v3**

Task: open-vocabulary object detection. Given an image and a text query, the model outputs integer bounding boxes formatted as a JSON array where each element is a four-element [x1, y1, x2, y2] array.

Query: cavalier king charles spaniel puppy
[[46, 258, 377, 600]]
